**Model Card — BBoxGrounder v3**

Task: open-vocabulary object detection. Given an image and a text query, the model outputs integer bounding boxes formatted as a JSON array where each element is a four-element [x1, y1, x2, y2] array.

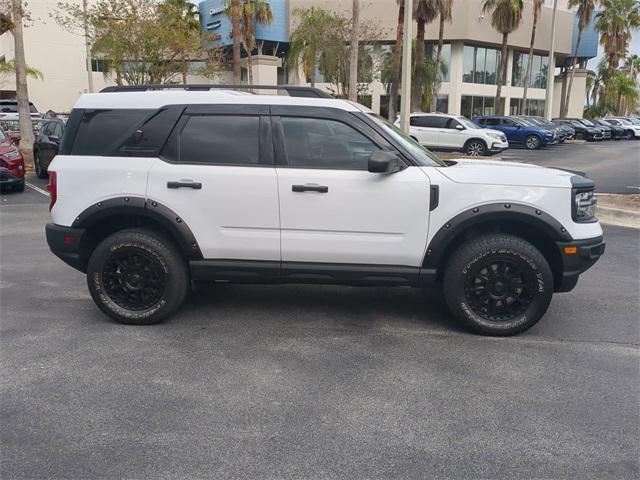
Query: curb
[[596, 205, 640, 229]]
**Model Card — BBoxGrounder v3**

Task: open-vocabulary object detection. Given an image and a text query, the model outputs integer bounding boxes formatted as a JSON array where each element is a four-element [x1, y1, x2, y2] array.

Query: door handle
[[292, 184, 328, 193], [167, 181, 202, 189]]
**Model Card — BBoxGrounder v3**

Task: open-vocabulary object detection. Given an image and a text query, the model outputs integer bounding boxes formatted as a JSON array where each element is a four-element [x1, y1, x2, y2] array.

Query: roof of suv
[[409, 112, 460, 118], [74, 90, 366, 112]]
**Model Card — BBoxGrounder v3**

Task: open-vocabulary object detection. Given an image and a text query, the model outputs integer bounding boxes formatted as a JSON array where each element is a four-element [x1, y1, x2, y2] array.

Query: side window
[[502, 118, 514, 126], [446, 119, 462, 129], [176, 115, 260, 165], [484, 118, 500, 126], [281, 117, 378, 170], [120, 107, 183, 156], [71, 109, 152, 155]]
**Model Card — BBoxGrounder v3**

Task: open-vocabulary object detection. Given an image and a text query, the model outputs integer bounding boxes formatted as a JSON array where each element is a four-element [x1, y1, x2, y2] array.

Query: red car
[[0, 126, 25, 192]]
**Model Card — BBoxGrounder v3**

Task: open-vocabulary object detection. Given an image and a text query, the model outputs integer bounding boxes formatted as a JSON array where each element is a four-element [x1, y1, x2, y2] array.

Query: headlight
[[487, 132, 504, 140], [572, 189, 597, 223], [2, 148, 20, 160]]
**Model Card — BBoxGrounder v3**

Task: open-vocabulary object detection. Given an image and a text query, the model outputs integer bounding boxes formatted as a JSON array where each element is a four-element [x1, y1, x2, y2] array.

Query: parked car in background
[[576, 118, 611, 140], [552, 119, 603, 141], [0, 100, 42, 122], [397, 113, 508, 156], [591, 119, 624, 140], [0, 126, 25, 192], [602, 118, 640, 139], [518, 115, 570, 143], [33, 118, 65, 178], [473, 115, 555, 150]]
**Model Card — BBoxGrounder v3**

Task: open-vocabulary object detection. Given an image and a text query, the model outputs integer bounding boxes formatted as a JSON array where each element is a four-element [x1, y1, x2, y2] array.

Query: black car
[[576, 118, 612, 140], [552, 118, 603, 141], [592, 119, 624, 140], [33, 118, 64, 178]]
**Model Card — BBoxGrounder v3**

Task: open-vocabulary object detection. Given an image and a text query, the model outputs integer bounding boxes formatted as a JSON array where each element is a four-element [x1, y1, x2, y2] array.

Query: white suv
[[397, 113, 508, 156], [45, 85, 605, 336]]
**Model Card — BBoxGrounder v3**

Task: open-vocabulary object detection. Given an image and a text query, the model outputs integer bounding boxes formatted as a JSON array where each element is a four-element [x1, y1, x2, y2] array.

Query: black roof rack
[[99, 84, 333, 99]]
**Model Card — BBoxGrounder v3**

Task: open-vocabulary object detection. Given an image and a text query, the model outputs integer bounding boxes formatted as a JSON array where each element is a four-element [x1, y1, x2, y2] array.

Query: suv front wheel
[[87, 228, 189, 325], [525, 135, 542, 150], [464, 139, 487, 156], [443, 233, 553, 336]]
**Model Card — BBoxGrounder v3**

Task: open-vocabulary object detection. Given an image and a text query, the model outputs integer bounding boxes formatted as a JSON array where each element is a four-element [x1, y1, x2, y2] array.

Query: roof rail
[[99, 84, 333, 99]]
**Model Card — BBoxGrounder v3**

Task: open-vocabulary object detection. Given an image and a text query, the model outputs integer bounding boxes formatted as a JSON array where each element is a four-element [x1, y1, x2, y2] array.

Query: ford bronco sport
[[45, 85, 605, 336]]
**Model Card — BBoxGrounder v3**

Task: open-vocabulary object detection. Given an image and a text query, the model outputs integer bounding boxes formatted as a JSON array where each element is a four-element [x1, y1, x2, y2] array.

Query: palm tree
[[585, 69, 596, 108], [0, 59, 43, 81], [612, 70, 639, 115], [238, 0, 273, 84], [482, 0, 524, 115], [159, 0, 200, 84], [596, 0, 640, 106], [624, 54, 640, 78], [521, 0, 543, 114], [388, 0, 405, 121], [8, 0, 35, 166], [288, 7, 334, 88], [411, 0, 438, 111], [430, 0, 453, 111], [348, 0, 360, 102], [229, 0, 242, 83], [562, 0, 596, 117]]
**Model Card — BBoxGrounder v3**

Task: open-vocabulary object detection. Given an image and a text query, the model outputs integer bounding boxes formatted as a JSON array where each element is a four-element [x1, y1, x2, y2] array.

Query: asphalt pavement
[[1, 159, 639, 479], [500, 139, 640, 194]]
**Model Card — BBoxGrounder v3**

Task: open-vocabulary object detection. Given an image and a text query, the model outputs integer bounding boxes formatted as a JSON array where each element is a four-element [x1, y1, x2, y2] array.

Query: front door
[[147, 106, 280, 261], [272, 110, 431, 267]]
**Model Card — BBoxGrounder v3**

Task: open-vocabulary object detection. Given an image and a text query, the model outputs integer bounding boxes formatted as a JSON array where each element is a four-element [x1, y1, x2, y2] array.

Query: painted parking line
[[26, 182, 50, 197]]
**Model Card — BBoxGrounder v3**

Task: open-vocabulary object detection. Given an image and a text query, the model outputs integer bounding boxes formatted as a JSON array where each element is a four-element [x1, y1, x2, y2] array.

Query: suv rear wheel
[[464, 139, 487, 156], [443, 233, 553, 336], [87, 228, 189, 325]]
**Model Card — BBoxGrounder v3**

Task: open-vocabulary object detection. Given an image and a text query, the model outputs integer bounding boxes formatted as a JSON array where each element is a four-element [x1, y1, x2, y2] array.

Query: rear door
[[410, 115, 441, 147], [147, 105, 280, 261], [272, 107, 431, 267]]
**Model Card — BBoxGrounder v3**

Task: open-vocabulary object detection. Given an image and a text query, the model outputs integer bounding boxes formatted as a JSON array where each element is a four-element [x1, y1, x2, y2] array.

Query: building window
[[509, 98, 546, 116], [462, 45, 501, 85], [425, 43, 451, 82], [461, 95, 498, 119], [91, 59, 110, 73], [511, 52, 548, 88], [435, 94, 449, 113]]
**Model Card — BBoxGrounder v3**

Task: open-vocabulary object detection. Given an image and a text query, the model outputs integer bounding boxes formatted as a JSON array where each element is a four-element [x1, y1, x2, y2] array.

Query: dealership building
[[1, 0, 598, 118]]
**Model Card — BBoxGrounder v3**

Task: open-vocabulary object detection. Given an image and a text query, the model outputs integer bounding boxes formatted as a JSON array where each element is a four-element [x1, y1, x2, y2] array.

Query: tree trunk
[[411, 19, 425, 112], [562, 28, 582, 117], [230, 0, 242, 84], [245, 44, 253, 85], [388, 2, 404, 121], [602, 55, 617, 113], [430, 14, 446, 112], [348, 0, 360, 102], [522, 7, 539, 115], [11, 0, 35, 167], [495, 32, 508, 115]]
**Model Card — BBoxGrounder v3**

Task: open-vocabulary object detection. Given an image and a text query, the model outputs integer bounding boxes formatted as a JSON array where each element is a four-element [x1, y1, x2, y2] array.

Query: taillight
[[47, 171, 57, 211]]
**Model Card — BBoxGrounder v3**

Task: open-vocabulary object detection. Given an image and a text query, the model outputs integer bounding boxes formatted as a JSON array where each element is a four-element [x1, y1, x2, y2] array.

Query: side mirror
[[455, 124, 464, 131], [368, 150, 403, 174]]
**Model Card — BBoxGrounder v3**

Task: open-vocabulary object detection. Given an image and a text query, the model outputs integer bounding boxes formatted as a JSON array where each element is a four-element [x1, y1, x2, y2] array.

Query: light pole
[[399, 0, 413, 133], [544, 0, 558, 120], [83, 0, 94, 93]]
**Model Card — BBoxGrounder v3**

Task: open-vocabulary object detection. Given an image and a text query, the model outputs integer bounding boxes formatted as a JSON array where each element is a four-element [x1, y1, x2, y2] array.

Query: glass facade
[[460, 95, 498, 119], [462, 45, 501, 84], [435, 94, 449, 113], [426, 43, 451, 82], [512, 52, 548, 88], [509, 98, 546, 116]]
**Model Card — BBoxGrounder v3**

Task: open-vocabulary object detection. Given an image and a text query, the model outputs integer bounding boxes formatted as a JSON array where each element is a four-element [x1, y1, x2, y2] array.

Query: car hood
[[483, 128, 506, 137], [432, 159, 576, 188]]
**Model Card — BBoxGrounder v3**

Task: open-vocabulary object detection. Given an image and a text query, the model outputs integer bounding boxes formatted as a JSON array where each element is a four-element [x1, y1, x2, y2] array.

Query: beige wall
[[289, 0, 576, 57]]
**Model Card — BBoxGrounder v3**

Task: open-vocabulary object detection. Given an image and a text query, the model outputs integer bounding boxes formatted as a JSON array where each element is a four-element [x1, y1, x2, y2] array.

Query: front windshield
[[456, 117, 478, 129], [617, 118, 632, 125], [580, 119, 595, 127], [367, 114, 445, 167], [517, 118, 536, 126], [628, 118, 640, 125]]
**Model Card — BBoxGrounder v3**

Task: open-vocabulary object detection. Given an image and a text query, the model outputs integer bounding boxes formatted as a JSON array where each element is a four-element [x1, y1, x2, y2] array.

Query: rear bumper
[[555, 236, 606, 292], [45, 223, 87, 272]]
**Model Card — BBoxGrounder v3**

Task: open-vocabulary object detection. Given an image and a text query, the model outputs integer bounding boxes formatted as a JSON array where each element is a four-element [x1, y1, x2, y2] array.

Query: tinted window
[[72, 109, 152, 155], [0, 102, 37, 113], [445, 118, 462, 129], [484, 118, 500, 126], [411, 116, 444, 128], [178, 115, 260, 165], [120, 107, 183, 155], [281, 117, 378, 170]]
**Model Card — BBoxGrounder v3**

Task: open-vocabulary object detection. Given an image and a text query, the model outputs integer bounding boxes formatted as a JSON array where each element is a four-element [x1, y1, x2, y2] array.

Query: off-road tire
[[87, 228, 189, 325], [443, 233, 553, 336]]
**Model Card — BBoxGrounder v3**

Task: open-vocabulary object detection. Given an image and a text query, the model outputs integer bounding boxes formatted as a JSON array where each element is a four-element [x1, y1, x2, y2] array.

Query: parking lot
[[1, 142, 639, 479]]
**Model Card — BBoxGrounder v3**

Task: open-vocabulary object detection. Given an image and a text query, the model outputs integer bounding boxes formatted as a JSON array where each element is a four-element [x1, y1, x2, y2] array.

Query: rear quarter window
[[70, 109, 153, 155]]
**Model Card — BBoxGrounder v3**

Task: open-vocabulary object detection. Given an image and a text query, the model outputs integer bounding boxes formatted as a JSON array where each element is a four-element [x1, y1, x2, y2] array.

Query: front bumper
[[489, 140, 509, 153], [555, 236, 606, 292], [45, 223, 87, 272], [0, 168, 24, 186]]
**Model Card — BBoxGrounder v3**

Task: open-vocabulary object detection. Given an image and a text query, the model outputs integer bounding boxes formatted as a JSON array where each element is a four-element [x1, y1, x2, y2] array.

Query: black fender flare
[[422, 202, 572, 270], [71, 196, 203, 259]]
